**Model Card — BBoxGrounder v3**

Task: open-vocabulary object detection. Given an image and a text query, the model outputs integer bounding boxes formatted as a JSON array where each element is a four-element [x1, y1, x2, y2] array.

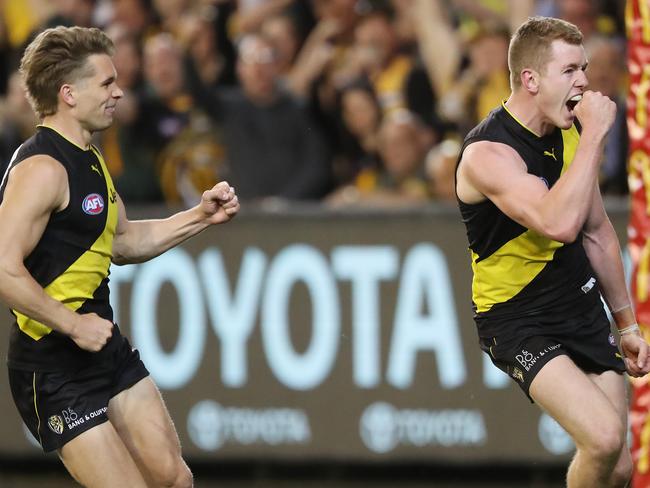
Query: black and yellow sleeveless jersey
[[457, 103, 600, 323], [0, 126, 121, 371]]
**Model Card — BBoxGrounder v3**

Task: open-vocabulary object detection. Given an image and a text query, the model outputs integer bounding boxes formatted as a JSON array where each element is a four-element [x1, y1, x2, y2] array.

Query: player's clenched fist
[[200, 181, 240, 224], [69, 313, 113, 352]]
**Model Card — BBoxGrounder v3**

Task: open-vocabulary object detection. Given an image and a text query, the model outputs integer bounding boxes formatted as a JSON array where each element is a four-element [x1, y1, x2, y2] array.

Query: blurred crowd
[[0, 0, 629, 209]]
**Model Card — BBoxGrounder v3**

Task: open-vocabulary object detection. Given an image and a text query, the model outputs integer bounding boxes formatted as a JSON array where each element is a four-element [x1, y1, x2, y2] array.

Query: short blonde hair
[[508, 17, 583, 90], [20, 26, 114, 119]]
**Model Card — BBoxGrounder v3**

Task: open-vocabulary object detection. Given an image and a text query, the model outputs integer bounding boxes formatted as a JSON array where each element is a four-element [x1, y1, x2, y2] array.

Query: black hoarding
[[0, 206, 629, 464]]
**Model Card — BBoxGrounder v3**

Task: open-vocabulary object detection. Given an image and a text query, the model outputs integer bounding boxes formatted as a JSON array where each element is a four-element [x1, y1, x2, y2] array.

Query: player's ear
[[521, 69, 539, 95], [60, 84, 76, 108]]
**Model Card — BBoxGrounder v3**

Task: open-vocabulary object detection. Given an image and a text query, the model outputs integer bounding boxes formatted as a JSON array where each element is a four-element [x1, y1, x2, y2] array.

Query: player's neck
[[504, 92, 555, 137], [40, 114, 93, 150]]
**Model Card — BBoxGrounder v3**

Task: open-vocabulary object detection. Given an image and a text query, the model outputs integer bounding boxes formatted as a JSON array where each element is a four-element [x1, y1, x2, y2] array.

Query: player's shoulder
[[8, 154, 67, 185], [461, 139, 522, 167]]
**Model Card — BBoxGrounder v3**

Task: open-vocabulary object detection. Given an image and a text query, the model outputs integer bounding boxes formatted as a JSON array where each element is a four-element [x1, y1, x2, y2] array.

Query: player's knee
[[172, 463, 193, 488], [152, 456, 193, 488], [583, 423, 625, 463], [610, 451, 633, 488]]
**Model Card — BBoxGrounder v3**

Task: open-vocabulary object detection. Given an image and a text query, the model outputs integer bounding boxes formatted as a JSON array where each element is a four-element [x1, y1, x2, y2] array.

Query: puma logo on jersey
[[543, 148, 557, 161], [91, 164, 101, 175]]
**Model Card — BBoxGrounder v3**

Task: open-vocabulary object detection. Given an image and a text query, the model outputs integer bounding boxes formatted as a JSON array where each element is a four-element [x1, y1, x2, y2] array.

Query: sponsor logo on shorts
[[581, 277, 596, 293], [608, 333, 616, 346], [515, 349, 536, 371], [515, 344, 561, 372], [47, 415, 64, 434], [61, 407, 81, 429], [59, 406, 107, 430], [511, 367, 524, 383], [82, 193, 104, 215]]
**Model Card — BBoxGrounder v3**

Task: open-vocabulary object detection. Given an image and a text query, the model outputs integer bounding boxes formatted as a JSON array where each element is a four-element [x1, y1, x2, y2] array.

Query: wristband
[[619, 323, 641, 335], [611, 304, 632, 314]]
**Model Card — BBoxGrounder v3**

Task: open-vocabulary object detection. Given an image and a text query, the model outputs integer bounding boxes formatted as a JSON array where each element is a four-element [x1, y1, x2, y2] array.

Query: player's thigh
[[59, 420, 147, 488], [107, 376, 187, 480], [530, 355, 624, 449], [588, 370, 628, 423]]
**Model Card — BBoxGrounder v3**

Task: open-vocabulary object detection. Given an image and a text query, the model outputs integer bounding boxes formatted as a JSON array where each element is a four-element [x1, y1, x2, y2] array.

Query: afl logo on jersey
[[82, 193, 105, 215]]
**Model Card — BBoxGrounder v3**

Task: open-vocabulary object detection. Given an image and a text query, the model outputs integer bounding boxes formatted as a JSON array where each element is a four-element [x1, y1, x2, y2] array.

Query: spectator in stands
[[46, 0, 96, 28], [177, 6, 236, 89], [294, 0, 361, 119], [185, 31, 332, 202], [110, 0, 156, 37], [282, 15, 341, 100], [389, 0, 417, 49], [585, 35, 628, 195], [233, 0, 296, 36], [335, 78, 383, 185], [451, 0, 534, 35], [97, 23, 162, 203], [426, 137, 461, 203], [153, 0, 193, 33], [353, 7, 433, 117], [260, 10, 305, 80], [0, 0, 627, 208], [0, 71, 37, 168], [556, 0, 610, 40], [328, 109, 433, 208], [311, 0, 360, 41], [439, 22, 511, 135], [139, 32, 224, 206], [105, 32, 186, 203], [409, 0, 461, 133]]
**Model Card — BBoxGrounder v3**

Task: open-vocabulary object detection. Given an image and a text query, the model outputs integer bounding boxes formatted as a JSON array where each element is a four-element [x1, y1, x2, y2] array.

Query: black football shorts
[[478, 305, 626, 401], [8, 334, 149, 452]]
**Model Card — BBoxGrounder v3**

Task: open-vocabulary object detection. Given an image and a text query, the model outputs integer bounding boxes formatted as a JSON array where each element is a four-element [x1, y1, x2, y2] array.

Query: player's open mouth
[[566, 94, 582, 112]]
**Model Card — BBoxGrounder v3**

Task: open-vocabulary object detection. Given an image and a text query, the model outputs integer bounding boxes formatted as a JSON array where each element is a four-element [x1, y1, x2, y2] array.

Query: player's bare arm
[[582, 185, 631, 313], [0, 156, 113, 351], [582, 186, 650, 377], [112, 181, 240, 265]]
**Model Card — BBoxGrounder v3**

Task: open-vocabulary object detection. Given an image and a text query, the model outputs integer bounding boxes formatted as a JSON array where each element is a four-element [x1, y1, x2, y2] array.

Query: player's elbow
[[0, 258, 23, 281], [111, 253, 128, 266], [543, 223, 581, 243], [111, 250, 143, 265], [111, 243, 132, 265], [553, 231, 579, 244]]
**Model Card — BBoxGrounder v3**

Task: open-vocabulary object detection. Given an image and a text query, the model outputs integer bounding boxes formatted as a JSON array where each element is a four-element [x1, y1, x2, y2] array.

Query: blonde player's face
[[536, 40, 588, 130], [72, 54, 124, 132]]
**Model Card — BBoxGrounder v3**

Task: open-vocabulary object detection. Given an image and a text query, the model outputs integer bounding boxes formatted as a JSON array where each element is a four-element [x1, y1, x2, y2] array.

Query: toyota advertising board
[[0, 206, 629, 464]]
